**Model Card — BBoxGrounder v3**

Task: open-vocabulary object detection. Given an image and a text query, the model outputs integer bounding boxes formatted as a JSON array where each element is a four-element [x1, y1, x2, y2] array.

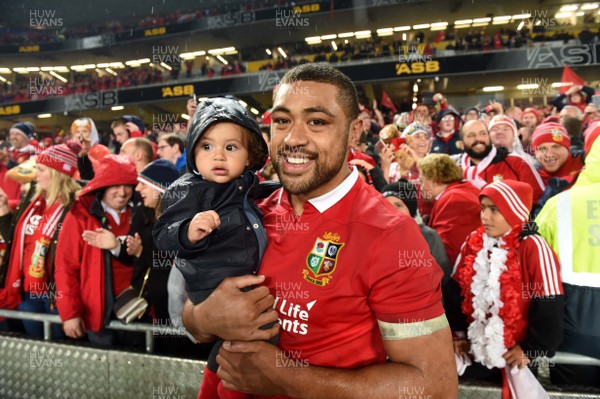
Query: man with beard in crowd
[[457, 120, 545, 204]]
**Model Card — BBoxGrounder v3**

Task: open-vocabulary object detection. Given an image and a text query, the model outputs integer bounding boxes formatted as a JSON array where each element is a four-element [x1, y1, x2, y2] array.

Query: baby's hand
[[187, 210, 221, 244]]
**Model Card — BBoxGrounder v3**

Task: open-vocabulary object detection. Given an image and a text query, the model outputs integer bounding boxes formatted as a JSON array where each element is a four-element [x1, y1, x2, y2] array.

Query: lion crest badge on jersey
[[303, 232, 344, 286], [551, 128, 564, 142]]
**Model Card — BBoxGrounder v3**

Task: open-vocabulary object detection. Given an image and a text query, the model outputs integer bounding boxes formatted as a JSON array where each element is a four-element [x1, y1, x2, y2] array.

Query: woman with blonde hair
[[0, 143, 81, 338]]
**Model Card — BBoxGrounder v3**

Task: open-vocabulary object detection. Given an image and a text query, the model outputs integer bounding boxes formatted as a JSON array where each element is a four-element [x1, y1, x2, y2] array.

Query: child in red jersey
[[446, 180, 564, 399]]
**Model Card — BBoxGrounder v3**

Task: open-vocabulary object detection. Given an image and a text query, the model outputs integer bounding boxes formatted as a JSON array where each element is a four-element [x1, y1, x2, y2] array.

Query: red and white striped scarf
[[15, 197, 65, 293], [460, 146, 497, 190]]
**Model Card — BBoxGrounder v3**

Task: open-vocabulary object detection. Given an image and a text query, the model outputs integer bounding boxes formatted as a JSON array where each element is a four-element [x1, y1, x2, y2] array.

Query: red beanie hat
[[488, 115, 517, 137], [584, 120, 600, 156], [480, 180, 533, 226], [532, 122, 571, 150], [522, 107, 539, 121], [542, 115, 560, 124], [36, 142, 81, 177]]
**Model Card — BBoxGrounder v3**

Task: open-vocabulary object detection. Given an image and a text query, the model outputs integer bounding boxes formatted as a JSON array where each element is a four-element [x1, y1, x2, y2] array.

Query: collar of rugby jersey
[[101, 201, 130, 225], [277, 167, 359, 213]]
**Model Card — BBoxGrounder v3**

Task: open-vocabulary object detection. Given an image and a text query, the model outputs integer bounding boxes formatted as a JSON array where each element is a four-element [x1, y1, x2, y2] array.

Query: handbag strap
[[138, 267, 151, 298]]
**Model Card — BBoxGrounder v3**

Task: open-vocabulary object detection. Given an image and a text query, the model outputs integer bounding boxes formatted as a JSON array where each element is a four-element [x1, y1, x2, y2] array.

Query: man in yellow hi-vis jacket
[[536, 128, 600, 387]]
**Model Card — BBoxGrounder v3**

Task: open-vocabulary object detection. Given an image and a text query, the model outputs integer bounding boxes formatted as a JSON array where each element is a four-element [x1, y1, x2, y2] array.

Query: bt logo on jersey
[[274, 297, 316, 335]]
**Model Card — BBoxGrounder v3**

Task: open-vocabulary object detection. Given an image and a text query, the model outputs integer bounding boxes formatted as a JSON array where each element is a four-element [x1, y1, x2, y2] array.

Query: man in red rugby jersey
[[183, 64, 457, 399]]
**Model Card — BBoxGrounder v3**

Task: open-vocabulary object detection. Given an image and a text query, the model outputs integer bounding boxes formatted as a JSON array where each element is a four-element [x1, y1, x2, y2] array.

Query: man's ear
[[349, 118, 362, 149]]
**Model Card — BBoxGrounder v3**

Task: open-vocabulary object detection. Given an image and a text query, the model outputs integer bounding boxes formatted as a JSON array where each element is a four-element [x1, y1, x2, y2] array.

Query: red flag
[[381, 90, 398, 113], [560, 66, 585, 94]]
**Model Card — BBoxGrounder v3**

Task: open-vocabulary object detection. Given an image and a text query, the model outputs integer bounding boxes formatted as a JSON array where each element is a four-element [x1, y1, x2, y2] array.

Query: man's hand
[[566, 85, 582, 95], [63, 317, 86, 338], [349, 159, 374, 171], [379, 145, 395, 183], [217, 326, 458, 399], [217, 340, 291, 396], [432, 93, 444, 103], [182, 275, 279, 343], [82, 228, 118, 250], [503, 344, 529, 369], [187, 210, 220, 244], [124, 121, 141, 134], [489, 100, 504, 115]]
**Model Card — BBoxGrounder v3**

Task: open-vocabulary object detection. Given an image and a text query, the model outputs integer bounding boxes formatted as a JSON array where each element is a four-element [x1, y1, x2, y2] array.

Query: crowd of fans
[[0, 66, 599, 393], [0, 60, 249, 103], [3, 24, 598, 105], [0, 0, 314, 45]]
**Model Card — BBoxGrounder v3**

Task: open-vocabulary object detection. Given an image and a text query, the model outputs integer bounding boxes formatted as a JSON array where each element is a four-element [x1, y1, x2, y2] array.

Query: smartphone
[[375, 139, 386, 153]]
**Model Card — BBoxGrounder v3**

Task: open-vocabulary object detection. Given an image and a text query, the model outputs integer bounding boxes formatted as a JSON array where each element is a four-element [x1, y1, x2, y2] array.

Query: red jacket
[[348, 148, 376, 167], [477, 154, 546, 204], [54, 195, 133, 332], [0, 163, 21, 210], [537, 152, 584, 186], [429, 182, 481, 265]]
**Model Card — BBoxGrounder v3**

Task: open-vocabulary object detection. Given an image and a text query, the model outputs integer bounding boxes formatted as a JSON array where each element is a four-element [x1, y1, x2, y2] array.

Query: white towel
[[505, 366, 549, 399], [454, 353, 472, 376]]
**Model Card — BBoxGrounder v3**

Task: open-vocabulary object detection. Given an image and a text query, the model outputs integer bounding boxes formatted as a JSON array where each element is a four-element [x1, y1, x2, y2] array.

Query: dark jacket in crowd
[[431, 110, 464, 156], [130, 206, 170, 321]]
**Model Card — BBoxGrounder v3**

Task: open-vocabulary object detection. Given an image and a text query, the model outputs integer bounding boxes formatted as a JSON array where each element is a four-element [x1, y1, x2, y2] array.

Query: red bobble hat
[[37, 142, 81, 177], [488, 115, 517, 138], [480, 180, 533, 226], [531, 122, 571, 150], [522, 107, 539, 121]]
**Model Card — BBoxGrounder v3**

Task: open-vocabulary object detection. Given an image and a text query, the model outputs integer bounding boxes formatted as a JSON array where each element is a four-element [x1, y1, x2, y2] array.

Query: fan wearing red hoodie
[[54, 155, 139, 345], [533, 122, 584, 186]]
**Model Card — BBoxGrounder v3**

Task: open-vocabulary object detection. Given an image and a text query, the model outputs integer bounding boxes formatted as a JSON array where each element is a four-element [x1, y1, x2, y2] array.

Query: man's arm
[[217, 326, 458, 399], [182, 275, 279, 343]]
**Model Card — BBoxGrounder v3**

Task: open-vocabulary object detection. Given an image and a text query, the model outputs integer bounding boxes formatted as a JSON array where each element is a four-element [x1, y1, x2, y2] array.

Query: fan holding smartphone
[[387, 123, 431, 183]]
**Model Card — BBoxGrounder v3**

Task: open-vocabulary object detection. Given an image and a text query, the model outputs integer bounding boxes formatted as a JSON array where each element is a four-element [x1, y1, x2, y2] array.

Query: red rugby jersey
[[258, 169, 445, 370]]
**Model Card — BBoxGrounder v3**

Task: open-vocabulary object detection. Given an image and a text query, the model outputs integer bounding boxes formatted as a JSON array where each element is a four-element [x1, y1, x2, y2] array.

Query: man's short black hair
[[279, 64, 360, 122]]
